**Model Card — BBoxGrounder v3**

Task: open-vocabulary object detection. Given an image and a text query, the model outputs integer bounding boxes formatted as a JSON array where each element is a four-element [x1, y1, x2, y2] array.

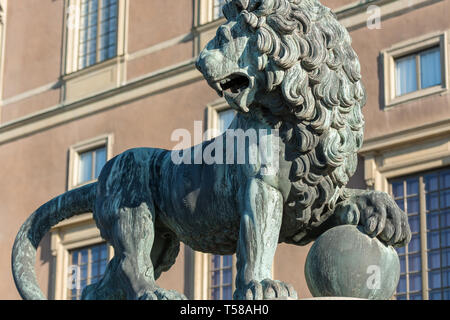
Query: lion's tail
[[11, 182, 97, 300]]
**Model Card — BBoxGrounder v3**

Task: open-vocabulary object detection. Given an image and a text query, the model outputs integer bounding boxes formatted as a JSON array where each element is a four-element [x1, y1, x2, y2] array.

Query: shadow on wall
[[347, 155, 366, 190]]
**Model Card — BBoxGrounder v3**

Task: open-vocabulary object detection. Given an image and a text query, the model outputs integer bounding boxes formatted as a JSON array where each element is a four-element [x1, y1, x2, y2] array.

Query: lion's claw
[[335, 190, 411, 248], [138, 287, 187, 300], [235, 279, 297, 300]]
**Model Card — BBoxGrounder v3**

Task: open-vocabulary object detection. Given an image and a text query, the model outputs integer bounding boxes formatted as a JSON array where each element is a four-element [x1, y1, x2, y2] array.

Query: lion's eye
[[215, 25, 232, 47]]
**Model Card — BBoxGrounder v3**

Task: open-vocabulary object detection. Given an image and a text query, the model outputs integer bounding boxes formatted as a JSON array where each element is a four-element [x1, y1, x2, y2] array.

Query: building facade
[[0, 0, 449, 300]]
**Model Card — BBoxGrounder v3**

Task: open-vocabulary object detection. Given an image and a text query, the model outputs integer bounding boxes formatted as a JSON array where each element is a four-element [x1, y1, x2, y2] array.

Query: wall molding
[[0, 58, 201, 145], [360, 118, 450, 190], [360, 117, 450, 154]]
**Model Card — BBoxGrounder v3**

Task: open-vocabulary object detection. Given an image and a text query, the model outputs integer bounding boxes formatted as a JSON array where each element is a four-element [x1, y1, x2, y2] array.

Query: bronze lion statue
[[12, 0, 411, 300]]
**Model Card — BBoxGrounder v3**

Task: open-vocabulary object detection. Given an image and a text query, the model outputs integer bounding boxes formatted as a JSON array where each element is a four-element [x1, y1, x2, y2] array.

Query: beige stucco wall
[[2, 0, 63, 99], [350, 0, 450, 141]]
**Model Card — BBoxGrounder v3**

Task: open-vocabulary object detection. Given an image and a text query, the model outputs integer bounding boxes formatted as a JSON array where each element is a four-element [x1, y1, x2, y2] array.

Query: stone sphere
[[305, 225, 400, 299]]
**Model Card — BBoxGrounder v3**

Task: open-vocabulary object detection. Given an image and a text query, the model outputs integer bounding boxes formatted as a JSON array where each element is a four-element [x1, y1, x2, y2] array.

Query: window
[[209, 107, 236, 300], [218, 108, 235, 133], [395, 47, 441, 96], [391, 167, 450, 300], [50, 215, 114, 300], [212, 0, 226, 20], [195, 0, 226, 26], [77, 147, 106, 185], [68, 134, 113, 190], [71, 0, 118, 70], [50, 134, 114, 300], [382, 31, 448, 108], [68, 242, 110, 300], [210, 255, 233, 300]]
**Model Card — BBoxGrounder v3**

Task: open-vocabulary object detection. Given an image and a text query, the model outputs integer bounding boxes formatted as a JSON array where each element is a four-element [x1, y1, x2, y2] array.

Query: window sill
[[384, 85, 447, 110], [62, 56, 126, 103]]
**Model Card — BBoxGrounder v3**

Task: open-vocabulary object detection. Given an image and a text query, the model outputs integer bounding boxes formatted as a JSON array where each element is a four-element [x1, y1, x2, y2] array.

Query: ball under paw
[[305, 225, 400, 300]]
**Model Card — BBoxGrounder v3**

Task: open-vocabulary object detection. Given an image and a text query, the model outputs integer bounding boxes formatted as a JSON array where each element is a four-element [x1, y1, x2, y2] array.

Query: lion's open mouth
[[212, 73, 250, 97]]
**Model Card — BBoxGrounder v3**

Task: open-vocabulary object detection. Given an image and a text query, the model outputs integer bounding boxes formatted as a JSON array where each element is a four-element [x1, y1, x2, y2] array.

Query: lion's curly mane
[[224, 0, 366, 244]]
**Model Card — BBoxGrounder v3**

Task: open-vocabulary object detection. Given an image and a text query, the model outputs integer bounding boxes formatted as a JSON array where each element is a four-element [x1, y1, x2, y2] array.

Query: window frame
[[190, 99, 275, 300], [49, 133, 114, 300], [361, 119, 450, 300], [68, 133, 113, 190], [382, 31, 449, 109], [62, 0, 128, 103], [389, 167, 450, 300], [50, 217, 114, 300], [190, 98, 237, 300], [195, 0, 226, 26], [64, 0, 127, 75]]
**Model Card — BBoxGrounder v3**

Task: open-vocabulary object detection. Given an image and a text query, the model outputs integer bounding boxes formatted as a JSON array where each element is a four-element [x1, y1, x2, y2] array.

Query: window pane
[[427, 192, 440, 211], [429, 291, 442, 300], [408, 254, 421, 272], [428, 250, 441, 269], [420, 47, 441, 89], [443, 210, 450, 228], [395, 199, 405, 211], [410, 293, 422, 300], [407, 197, 419, 214], [425, 173, 439, 192], [77, 0, 117, 69], [408, 233, 421, 252], [441, 190, 450, 210], [439, 249, 450, 267], [396, 54, 417, 96], [409, 216, 420, 234], [397, 275, 406, 293], [218, 109, 236, 135], [222, 285, 232, 300], [443, 269, 450, 287], [407, 179, 419, 196], [68, 243, 108, 300], [409, 273, 422, 291], [392, 182, 404, 198], [222, 268, 232, 285], [443, 231, 450, 249], [212, 270, 220, 286], [393, 168, 450, 300], [78, 151, 93, 184], [212, 255, 220, 269], [429, 270, 441, 289], [441, 170, 450, 189], [427, 211, 440, 230], [212, 288, 220, 300], [95, 147, 107, 179], [428, 231, 440, 249], [210, 254, 234, 300], [213, 0, 226, 19]]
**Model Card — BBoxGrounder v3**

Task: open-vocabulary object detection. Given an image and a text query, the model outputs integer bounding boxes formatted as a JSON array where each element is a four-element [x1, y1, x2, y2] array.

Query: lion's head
[[196, 0, 366, 244]]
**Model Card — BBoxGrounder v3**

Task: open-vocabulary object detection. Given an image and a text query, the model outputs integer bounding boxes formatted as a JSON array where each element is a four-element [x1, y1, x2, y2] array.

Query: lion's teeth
[[211, 81, 222, 93]]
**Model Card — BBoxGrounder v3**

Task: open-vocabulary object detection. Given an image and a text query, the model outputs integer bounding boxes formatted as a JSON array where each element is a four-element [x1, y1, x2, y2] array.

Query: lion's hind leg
[[84, 149, 186, 300]]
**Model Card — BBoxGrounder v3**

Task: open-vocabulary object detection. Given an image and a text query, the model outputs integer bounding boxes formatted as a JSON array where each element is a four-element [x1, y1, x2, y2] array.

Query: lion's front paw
[[354, 191, 411, 247], [234, 279, 297, 300], [138, 287, 187, 300]]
